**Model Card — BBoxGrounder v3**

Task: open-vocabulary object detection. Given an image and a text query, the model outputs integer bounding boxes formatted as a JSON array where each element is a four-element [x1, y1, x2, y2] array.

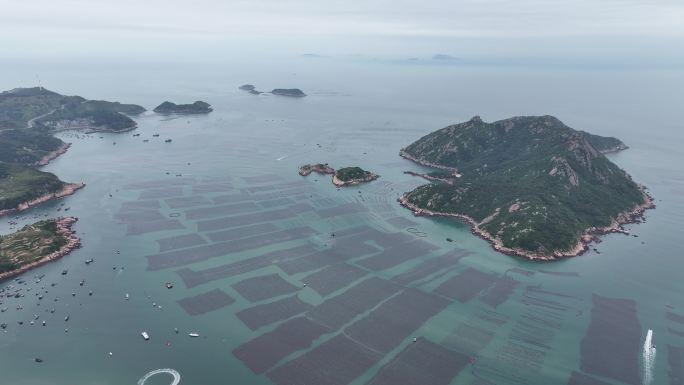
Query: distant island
[[0, 217, 80, 280], [271, 89, 307, 97], [299, 163, 379, 186], [153, 101, 212, 114], [399, 115, 653, 260], [239, 84, 256, 91]]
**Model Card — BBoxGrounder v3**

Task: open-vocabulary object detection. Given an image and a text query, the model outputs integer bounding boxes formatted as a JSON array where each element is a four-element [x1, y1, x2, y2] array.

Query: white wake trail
[[642, 329, 656, 385], [138, 368, 181, 385]]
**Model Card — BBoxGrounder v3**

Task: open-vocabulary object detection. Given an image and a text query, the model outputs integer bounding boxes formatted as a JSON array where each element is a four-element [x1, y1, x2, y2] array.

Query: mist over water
[[1, 52, 683, 385]]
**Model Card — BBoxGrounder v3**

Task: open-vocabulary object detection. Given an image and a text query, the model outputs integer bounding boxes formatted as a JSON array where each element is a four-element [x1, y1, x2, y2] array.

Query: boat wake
[[642, 329, 656, 385], [138, 368, 181, 385]]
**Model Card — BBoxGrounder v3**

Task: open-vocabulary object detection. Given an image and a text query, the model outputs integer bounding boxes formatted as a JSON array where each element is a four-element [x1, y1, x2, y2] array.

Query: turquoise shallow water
[[1, 58, 683, 385]]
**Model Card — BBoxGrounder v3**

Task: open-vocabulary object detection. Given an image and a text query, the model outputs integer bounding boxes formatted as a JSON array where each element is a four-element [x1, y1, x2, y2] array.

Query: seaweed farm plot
[[176, 244, 318, 288], [146, 226, 318, 270], [267, 333, 382, 385], [463, 285, 580, 385], [233, 316, 331, 374], [668, 345, 684, 385], [301, 263, 367, 296], [236, 294, 312, 331], [434, 267, 499, 303], [231, 273, 300, 302], [176, 288, 235, 316], [366, 338, 470, 385], [579, 294, 642, 385], [390, 248, 470, 286], [343, 288, 450, 354]]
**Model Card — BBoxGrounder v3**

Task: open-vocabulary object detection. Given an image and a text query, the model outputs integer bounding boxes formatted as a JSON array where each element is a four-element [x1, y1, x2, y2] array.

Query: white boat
[[188, 333, 200, 338], [125, 293, 130, 300], [141, 331, 150, 340]]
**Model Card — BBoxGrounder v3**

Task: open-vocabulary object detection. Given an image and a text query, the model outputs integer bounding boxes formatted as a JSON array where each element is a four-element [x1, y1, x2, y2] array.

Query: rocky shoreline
[[399, 149, 462, 177], [0, 182, 85, 217], [398, 191, 655, 261], [403, 170, 455, 185], [299, 163, 335, 176], [0, 216, 81, 281], [332, 173, 379, 187], [35, 142, 71, 166]]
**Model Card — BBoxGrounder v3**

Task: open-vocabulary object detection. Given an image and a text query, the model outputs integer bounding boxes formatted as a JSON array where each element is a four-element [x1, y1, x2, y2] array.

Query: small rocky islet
[[239, 84, 307, 97], [299, 163, 379, 186]]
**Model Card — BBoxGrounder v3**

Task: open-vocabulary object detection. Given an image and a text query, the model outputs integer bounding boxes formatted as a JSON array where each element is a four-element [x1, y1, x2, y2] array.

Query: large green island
[[1, 87, 145, 132], [400, 115, 654, 260]]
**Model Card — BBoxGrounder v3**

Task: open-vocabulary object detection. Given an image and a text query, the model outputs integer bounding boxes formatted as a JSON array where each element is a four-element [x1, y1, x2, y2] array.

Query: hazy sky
[[2, 0, 683, 61]]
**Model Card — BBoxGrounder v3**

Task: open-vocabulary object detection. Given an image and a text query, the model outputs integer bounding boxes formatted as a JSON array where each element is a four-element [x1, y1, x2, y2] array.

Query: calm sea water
[[1, 57, 683, 385]]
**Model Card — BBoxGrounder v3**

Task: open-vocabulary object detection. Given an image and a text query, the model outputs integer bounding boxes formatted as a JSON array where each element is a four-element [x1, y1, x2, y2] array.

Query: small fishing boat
[[188, 333, 200, 338], [141, 332, 150, 340]]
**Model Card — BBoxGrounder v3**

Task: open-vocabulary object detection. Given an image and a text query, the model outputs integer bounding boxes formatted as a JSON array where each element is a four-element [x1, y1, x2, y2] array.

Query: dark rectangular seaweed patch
[[176, 288, 234, 316], [157, 233, 207, 252], [234, 316, 330, 374], [185, 202, 260, 220], [356, 239, 438, 271], [237, 295, 312, 331], [212, 193, 252, 205], [385, 216, 419, 229], [317, 202, 367, 218], [307, 277, 401, 330], [302, 263, 367, 296], [165, 195, 212, 209], [580, 294, 642, 385], [480, 276, 519, 308], [668, 345, 684, 385], [344, 288, 449, 354], [277, 239, 380, 275], [668, 311, 684, 324], [127, 219, 184, 235], [124, 179, 194, 190], [443, 322, 495, 355], [242, 174, 284, 184], [114, 210, 165, 223], [196, 208, 295, 232], [367, 338, 469, 385], [267, 334, 381, 385], [232, 273, 300, 302], [391, 249, 469, 285], [434, 268, 498, 303], [191, 183, 234, 194], [147, 226, 316, 270], [120, 200, 161, 211], [176, 244, 318, 288], [258, 197, 295, 208], [567, 371, 613, 385], [206, 223, 280, 243], [139, 186, 184, 199]]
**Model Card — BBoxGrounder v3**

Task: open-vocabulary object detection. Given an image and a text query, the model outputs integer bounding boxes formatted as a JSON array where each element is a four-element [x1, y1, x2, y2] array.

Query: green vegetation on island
[[0, 217, 80, 278], [271, 89, 307, 97], [400, 115, 652, 259], [153, 101, 212, 114], [0, 129, 66, 165], [333, 166, 379, 186], [0, 162, 66, 212], [1, 87, 144, 132]]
